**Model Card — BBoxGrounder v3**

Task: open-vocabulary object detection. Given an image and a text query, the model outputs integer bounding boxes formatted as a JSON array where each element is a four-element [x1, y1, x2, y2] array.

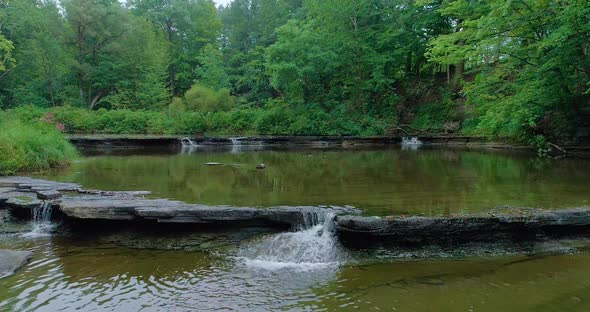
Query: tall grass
[[0, 121, 78, 175]]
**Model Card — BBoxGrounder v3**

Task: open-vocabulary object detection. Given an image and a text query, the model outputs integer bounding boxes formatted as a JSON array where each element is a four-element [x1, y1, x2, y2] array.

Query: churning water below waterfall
[[236, 212, 345, 270]]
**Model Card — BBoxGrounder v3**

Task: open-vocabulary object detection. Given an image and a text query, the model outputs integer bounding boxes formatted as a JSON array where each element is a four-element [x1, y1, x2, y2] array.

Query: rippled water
[[4, 228, 590, 311]]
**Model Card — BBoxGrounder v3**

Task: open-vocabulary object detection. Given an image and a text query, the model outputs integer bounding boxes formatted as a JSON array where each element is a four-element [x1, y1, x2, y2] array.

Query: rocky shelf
[[66, 135, 590, 157], [336, 208, 590, 245], [3, 177, 590, 244], [68, 135, 512, 148], [0, 177, 357, 228]]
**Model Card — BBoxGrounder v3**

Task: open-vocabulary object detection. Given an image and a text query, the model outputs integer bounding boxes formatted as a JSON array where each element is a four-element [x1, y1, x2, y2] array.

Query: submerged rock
[[0, 249, 32, 278], [206, 162, 223, 166]]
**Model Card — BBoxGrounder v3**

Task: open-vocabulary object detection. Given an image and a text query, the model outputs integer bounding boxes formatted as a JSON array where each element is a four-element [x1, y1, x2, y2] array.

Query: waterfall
[[401, 137, 423, 150], [237, 211, 345, 270], [401, 137, 423, 145], [229, 137, 242, 145], [22, 201, 55, 238], [180, 137, 198, 147]]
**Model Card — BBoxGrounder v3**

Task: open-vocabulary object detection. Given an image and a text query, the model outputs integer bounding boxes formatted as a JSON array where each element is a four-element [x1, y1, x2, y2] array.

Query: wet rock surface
[[0, 249, 32, 278], [0, 177, 358, 228], [336, 206, 590, 244], [4, 177, 590, 243]]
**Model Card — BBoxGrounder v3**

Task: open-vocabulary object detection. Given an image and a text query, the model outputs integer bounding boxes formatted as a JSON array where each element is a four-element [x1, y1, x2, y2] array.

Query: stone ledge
[[336, 207, 590, 244], [0, 177, 358, 228]]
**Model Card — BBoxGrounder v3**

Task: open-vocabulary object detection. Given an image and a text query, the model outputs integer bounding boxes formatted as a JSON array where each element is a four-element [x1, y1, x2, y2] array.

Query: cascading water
[[401, 137, 423, 145], [401, 136, 423, 150], [22, 201, 55, 238], [229, 137, 242, 145], [180, 137, 198, 148], [237, 211, 345, 270]]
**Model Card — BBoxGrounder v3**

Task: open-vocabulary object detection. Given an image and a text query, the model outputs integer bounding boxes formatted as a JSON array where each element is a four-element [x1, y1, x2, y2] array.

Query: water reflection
[[38, 147, 590, 216]]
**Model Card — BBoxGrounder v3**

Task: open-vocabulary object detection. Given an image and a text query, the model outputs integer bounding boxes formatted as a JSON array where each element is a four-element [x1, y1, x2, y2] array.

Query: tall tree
[[129, 0, 221, 95], [2, 0, 71, 107], [64, 0, 169, 109]]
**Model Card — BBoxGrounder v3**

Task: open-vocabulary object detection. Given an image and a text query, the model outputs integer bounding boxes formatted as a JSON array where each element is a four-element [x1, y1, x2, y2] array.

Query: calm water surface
[[2, 145, 590, 311], [39, 145, 590, 216]]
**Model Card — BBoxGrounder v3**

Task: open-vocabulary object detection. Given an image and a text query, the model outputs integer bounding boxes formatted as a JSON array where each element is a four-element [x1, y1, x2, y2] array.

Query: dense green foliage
[[0, 119, 78, 175], [0, 0, 588, 144], [0, 105, 385, 136]]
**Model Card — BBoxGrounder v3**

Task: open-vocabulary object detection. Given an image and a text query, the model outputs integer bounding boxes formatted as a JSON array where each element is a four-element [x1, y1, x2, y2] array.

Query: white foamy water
[[21, 201, 55, 238], [237, 212, 345, 271], [180, 137, 199, 147], [401, 136, 423, 145]]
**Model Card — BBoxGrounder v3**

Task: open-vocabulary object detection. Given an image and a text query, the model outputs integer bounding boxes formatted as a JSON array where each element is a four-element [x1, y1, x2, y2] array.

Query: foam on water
[[237, 212, 345, 271]]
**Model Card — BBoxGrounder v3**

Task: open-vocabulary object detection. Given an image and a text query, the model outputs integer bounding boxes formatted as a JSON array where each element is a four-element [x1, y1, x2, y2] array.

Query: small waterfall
[[229, 137, 242, 145], [401, 137, 423, 150], [22, 201, 55, 238], [180, 137, 198, 147], [237, 212, 344, 270], [401, 136, 423, 145]]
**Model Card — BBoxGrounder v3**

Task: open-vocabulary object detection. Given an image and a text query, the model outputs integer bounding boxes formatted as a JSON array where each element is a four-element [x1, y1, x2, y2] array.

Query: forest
[[0, 0, 588, 147]]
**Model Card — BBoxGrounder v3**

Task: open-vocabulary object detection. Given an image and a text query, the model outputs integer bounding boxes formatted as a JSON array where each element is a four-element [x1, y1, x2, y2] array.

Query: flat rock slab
[[1, 177, 358, 228], [336, 207, 590, 244], [36, 190, 62, 200], [60, 196, 356, 227], [0, 250, 32, 279]]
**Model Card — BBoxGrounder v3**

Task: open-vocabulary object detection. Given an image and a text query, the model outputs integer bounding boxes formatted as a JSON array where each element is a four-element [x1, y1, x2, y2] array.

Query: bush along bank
[[0, 119, 78, 175], [0, 104, 391, 137]]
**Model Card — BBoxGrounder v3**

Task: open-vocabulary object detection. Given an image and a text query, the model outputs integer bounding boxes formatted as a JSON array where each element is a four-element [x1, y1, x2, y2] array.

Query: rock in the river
[[0, 250, 32, 278], [36, 190, 62, 200]]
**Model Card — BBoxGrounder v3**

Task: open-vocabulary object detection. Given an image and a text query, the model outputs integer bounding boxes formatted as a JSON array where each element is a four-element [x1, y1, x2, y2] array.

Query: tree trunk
[[166, 19, 177, 95], [451, 61, 464, 88], [89, 91, 104, 110]]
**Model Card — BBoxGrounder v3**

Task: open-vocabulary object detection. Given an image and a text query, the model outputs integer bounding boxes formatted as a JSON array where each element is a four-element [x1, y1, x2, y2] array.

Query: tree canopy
[[0, 0, 588, 144]]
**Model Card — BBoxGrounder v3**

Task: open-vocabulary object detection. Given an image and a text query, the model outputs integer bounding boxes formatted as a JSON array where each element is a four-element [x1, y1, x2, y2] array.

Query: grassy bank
[[0, 120, 78, 175]]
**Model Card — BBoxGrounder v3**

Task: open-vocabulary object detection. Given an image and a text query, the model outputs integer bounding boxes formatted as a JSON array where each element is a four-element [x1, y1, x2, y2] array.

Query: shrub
[[183, 84, 235, 112], [0, 120, 78, 175]]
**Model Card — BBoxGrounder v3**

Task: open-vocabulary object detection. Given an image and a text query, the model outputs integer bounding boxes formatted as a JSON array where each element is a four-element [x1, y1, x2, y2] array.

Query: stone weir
[[68, 135, 498, 148], [0, 177, 357, 228], [3, 176, 590, 244]]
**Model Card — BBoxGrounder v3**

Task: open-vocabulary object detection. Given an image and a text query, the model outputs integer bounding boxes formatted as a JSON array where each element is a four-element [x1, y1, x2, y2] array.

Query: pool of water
[[2, 145, 590, 311], [38, 145, 590, 216], [3, 225, 590, 311]]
